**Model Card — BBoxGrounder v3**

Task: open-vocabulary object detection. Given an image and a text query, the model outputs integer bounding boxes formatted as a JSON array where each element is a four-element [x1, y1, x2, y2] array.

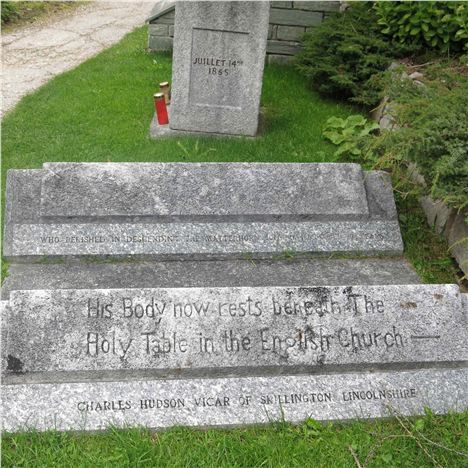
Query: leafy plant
[[323, 115, 379, 158], [366, 62, 468, 211], [1, 1, 18, 24], [296, 3, 416, 107], [375, 1, 468, 53]]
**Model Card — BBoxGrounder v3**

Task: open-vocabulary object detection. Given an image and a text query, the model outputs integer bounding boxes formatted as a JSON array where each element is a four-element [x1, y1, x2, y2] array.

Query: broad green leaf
[[325, 116, 345, 128], [335, 142, 355, 156], [323, 131, 345, 145], [342, 127, 356, 136], [346, 115, 367, 126]]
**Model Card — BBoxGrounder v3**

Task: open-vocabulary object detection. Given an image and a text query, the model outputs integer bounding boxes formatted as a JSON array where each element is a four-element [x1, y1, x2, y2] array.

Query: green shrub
[[367, 64, 468, 211], [296, 3, 415, 107], [1, 1, 18, 24], [375, 1, 468, 54]]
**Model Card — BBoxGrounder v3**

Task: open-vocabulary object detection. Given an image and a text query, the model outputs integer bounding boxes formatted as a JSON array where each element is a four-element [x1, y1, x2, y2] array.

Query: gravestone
[[150, 1, 269, 138], [3, 162, 404, 261], [2, 284, 467, 383], [2, 161, 467, 433]]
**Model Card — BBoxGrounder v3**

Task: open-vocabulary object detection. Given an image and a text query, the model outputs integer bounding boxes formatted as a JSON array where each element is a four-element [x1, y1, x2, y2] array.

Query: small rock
[[409, 71, 424, 80], [379, 114, 395, 130]]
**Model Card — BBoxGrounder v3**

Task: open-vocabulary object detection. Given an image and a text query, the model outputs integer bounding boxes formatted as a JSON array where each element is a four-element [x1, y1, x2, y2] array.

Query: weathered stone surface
[[420, 196, 454, 235], [3, 284, 466, 382], [447, 211, 468, 276], [272, 1, 293, 8], [409, 71, 424, 80], [3, 368, 466, 432], [364, 171, 398, 220], [169, 1, 269, 136], [269, 8, 322, 27], [1, 259, 421, 300], [6, 219, 404, 260], [148, 35, 173, 51], [147, 0, 175, 23], [267, 54, 294, 65], [153, 10, 174, 24], [4, 163, 404, 260], [266, 40, 302, 56], [276, 25, 305, 41], [268, 24, 276, 40], [149, 24, 169, 36], [293, 1, 340, 12], [40, 163, 369, 218]]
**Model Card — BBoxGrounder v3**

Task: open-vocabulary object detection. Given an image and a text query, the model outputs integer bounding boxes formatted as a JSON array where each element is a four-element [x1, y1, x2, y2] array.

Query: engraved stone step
[[3, 163, 403, 261], [2, 368, 467, 432], [3, 284, 466, 383]]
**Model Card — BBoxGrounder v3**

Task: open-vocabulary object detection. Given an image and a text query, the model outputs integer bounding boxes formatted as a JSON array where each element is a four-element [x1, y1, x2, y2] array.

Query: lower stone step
[[2, 368, 466, 432], [2, 284, 466, 382]]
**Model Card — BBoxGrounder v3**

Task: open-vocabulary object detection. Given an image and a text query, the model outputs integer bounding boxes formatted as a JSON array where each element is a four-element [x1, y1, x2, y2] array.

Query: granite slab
[[3, 284, 466, 382], [6, 220, 404, 260], [3, 163, 404, 260], [150, 111, 262, 139], [1, 258, 421, 300], [2, 368, 466, 432], [169, 1, 269, 136], [40, 162, 369, 218]]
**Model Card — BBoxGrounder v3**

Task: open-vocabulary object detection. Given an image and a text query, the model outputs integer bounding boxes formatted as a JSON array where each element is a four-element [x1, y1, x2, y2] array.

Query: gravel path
[[1, 1, 155, 116]]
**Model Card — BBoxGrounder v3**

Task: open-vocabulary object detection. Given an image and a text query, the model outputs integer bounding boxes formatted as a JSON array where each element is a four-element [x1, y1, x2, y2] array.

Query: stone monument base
[[149, 106, 264, 139], [3, 160, 466, 433]]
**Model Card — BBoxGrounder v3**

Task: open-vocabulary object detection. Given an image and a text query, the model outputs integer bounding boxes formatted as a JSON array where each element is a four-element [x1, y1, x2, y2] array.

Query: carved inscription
[[35, 225, 387, 247], [11, 220, 402, 257], [75, 386, 418, 413], [76, 289, 436, 366], [6, 285, 459, 377], [192, 57, 244, 77], [189, 28, 248, 108]]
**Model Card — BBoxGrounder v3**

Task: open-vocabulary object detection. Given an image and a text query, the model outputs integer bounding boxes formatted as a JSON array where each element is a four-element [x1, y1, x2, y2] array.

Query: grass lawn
[[1, 1, 82, 31], [1, 26, 466, 466], [3, 412, 468, 467]]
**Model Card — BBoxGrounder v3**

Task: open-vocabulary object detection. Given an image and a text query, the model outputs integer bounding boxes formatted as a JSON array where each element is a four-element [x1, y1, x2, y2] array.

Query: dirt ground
[[2, 1, 155, 115]]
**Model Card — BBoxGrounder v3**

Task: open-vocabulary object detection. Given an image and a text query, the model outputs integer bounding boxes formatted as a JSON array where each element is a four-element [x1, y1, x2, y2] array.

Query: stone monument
[[2, 162, 467, 432], [3, 162, 403, 260], [150, 1, 269, 138]]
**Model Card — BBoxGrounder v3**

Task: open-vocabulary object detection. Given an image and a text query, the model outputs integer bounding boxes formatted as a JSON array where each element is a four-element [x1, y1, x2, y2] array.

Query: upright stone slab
[[3, 162, 404, 261], [169, 1, 269, 136]]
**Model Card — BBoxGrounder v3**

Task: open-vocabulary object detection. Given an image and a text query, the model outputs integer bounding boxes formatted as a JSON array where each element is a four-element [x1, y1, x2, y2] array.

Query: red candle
[[154, 92, 169, 125]]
